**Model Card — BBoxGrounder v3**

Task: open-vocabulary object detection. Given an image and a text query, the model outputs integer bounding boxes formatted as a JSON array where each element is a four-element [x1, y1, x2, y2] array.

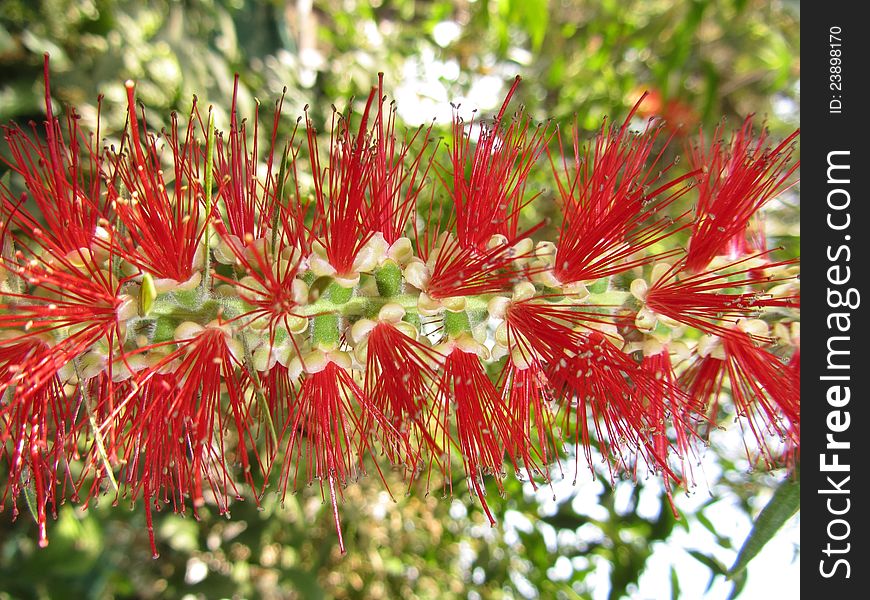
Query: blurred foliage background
[[0, 0, 799, 598]]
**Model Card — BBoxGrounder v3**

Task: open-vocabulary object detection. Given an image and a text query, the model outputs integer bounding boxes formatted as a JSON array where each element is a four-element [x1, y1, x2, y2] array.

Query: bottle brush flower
[[0, 57, 800, 557]]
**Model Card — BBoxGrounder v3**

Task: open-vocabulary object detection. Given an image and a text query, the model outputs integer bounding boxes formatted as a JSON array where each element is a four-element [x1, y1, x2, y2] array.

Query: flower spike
[[549, 97, 697, 284], [0, 64, 801, 553]]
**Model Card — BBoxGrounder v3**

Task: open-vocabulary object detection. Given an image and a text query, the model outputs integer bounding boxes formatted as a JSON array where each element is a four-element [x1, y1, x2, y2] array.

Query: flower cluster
[[0, 58, 800, 557]]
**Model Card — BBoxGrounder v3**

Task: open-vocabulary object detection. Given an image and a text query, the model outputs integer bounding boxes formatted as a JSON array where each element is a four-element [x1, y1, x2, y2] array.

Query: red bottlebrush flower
[[304, 74, 436, 275], [722, 332, 800, 454], [554, 332, 679, 480], [504, 300, 677, 481], [685, 116, 799, 273], [422, 235, 536, 299], [639, 349, 698, 509], [213, 231, 306, 334], [0, 246, 127, 393], [363, 322, 441, 471], [498, 361, 559, 484], [1, 63, 802, 555], [418, 79, 547, 299], [1, 56, 108, 256], [306, 91, 379, 276], [429, 348, 517, 525], [681, 331, 799, 466], [279, 361, 395, 553], [445, 76, 551, 248], [370, 73, 437, 244], [211, 75, 292, 242], [549, 97, 696, 284], [645, 254, 800, 338], [105, 83, 206, 282], [116, 325, 260, 558], [0, 338, 74, 549]]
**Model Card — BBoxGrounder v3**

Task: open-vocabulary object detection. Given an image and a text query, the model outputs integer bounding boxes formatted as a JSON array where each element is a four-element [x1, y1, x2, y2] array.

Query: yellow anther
[[138, 273, 157, 315]]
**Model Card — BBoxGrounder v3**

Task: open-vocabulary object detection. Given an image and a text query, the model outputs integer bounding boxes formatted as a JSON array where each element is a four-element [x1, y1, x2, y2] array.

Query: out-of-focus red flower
[[633, 87, 700, 134]]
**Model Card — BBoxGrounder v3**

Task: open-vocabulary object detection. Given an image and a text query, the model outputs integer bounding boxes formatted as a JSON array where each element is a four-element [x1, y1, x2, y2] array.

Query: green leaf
[[513, 0, 549, 51], [687, 550, 726, 576], [695, 504, 732, 548], [727, 569, 748, 600], [22, 472, 39, 525], [670, 566, 681, 600], [728, 474, 800, 577]]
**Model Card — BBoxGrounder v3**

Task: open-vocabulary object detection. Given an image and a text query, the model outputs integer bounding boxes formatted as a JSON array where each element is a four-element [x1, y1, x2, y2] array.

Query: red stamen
[[685, 117, 799, 273]]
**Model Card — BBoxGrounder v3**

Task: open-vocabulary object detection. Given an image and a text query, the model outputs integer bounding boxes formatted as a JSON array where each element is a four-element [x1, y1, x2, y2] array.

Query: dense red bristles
[[639, 350, 698, 511], [497, 362, 559, 484], [0, 341, 75, 549], [508, 297, 624, 331], [505, 302, 679, 481], [681, 333, 799, 466], [307, 92, 380, 275], [721, 333, 800, 463], [424, 234, 538, 299], [113, 329, 259, 557], [105, 85, 205, 281], [0, 63, 802, 554], [211, 76, 293, 241], [555, 333, 680, 481], [444, 76, 551, 248], [549, 98, 697, 283], [0, 248, 123, 396], [428, 349, 518, 525], [685, 116, 799, 273], [254, 364, 296, 452], [370, 73, 437, 244], [213, 231, 305, 333], [0, 56, 108, 256], [419, 80, 549, 299], [363, 323, 440, 473], [646, 254, 800, 338], [278, 362, 396, 553]]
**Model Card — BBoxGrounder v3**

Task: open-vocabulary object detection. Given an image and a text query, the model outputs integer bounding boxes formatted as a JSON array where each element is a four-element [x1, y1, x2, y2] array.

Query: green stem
[[74, 362, 119, 493], [240, 335, 278, 449], [271, 143, 292, 256]]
